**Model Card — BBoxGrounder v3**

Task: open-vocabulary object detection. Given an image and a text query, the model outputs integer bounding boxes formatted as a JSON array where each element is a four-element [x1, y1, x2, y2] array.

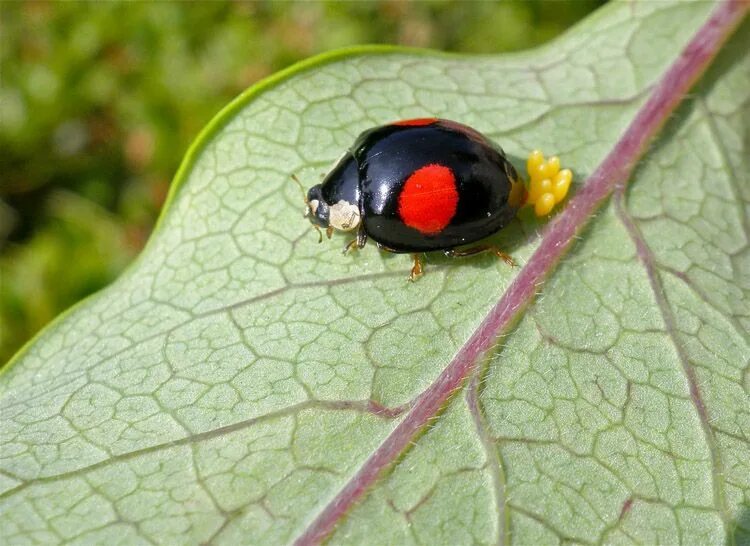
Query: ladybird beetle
[[301, 118, 571, 280]]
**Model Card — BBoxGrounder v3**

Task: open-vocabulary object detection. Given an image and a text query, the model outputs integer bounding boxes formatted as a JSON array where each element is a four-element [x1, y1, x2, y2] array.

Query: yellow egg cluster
[[525, 150, 572, 216]]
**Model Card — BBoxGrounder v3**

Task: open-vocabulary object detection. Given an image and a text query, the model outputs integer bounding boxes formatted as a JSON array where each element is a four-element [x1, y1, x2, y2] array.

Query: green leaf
[[2, 1, 749, 544]]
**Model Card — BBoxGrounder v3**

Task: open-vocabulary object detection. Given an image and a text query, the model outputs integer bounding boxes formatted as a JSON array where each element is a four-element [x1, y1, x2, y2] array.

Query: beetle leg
[[342, 239, 358, 255], [326, 226, 334, 239], [342, 227, 368, 255], [408, 254, 424, 282], [444, 245, 516, 267], [375, 242, 399, 253], [357, 227, 368, 248], [372, 244, 425, 280]]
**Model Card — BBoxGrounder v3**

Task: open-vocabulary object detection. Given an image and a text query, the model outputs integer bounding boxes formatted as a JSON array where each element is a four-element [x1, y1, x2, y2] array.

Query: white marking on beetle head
[[308, 199, 320, 216], [329, 200, 361, 232]]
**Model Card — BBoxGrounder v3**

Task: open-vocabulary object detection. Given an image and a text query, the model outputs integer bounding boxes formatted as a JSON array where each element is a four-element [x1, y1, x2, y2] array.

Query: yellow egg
[[531, 163, 548, 184], [545, 156, 561, 178], [527, 150, 544, 176], [552, 169, 572, 202], [534, 193, 555, 216], [528, 178, 552, 204]]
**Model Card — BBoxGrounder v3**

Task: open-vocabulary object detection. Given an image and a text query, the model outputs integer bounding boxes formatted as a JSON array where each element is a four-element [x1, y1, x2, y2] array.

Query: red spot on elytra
[[398, 164, 458, 235], [392, 118, 438, 127]]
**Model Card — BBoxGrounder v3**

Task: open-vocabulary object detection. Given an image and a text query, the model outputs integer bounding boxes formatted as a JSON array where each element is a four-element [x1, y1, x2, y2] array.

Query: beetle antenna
[[290, 174, 309, 205]]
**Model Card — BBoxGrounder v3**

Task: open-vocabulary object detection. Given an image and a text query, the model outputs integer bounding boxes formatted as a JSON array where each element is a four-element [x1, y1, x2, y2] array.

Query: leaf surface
[[1, 2, 749, 544]]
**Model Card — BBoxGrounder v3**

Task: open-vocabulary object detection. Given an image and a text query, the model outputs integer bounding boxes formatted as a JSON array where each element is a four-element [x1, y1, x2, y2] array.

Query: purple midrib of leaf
[[295, 1, 750, 544]]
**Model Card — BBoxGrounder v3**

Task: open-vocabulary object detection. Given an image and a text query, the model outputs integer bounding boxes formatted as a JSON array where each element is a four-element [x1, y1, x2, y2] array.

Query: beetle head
[[305, 184, 330, 228]]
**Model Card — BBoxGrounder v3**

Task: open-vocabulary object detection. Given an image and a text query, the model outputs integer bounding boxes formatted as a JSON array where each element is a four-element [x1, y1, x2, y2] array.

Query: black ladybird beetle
[[302, 118, 571, 280]]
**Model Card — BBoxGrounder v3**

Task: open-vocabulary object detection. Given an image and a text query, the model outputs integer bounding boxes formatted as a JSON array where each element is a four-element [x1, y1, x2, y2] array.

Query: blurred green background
[[0, 1, 603, 365]]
